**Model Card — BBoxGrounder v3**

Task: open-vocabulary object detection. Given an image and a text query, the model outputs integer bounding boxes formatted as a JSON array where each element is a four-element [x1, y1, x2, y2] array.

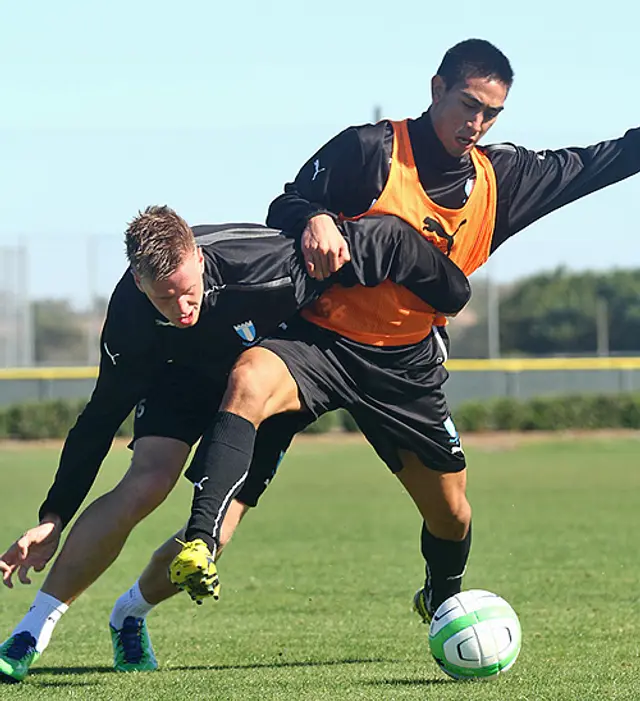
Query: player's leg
[[172, 334, 340, 603], [137, 500, 251, 606], [44, 437, 189, 605], [46, 359, 220, 609], [109, 500, 250, 673], [180, 347, 304, 555], [351, 383, 470, 622], [254, 325, 469, 623], [0, 368, 224, 683], [396, 453, 470, 540], [48, 373, 209, 609], [312, 323, 471, 622], [0, 435, 190, 682], [394, 451, 471, 622], [258, 321, 470, 624], [120, 410, 306, 618], [254, 322, 471, 622], [106, 372, 230, 671]]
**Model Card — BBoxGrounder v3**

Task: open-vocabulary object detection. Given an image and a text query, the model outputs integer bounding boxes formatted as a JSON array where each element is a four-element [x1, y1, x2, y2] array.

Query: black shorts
[[259, 318, 466, 474], [131, 364, 313, 506]]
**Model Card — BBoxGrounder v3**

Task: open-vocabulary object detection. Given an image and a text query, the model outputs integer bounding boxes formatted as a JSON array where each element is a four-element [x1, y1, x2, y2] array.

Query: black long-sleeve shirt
[[40, 223, 308, 527], [267, 110, 640, 252]]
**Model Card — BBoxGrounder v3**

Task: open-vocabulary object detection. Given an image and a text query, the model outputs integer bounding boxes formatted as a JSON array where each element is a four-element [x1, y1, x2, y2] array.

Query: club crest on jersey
[[233, 320, 257, 344]]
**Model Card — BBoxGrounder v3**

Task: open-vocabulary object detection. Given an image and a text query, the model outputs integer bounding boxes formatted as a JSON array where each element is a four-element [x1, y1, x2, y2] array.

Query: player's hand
[[0, 515, 62, 588], [301, 214, 351, 281]]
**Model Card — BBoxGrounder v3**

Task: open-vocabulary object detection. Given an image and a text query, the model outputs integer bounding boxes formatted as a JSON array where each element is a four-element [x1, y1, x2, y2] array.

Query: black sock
[[184, 411, 257, 552], [420, 521, 472, 613]]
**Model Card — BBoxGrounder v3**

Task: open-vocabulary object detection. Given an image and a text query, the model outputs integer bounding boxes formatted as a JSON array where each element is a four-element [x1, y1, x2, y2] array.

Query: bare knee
[[396, 454, 471, 541], [150, 530, 184, 569], [425, 497, 471, 541], [116, 468, 175, 521], [116, 438, 189, 521], [223, 348, 301, 425], [224, 361, 274, 424]]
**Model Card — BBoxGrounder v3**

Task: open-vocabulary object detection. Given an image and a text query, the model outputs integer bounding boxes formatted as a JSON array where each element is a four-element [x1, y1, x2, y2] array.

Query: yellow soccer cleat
[[169, 539, 220, 605], [413, 587, 434, 625]]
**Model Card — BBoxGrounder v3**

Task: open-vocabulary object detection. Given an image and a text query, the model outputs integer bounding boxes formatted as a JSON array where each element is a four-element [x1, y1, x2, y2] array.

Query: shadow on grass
[[170, 656, 394, 672], [29, 679, 101, 689], [365, 677, 453, 688], [29, 665, 113, 676], [28, 657, 392, 678]]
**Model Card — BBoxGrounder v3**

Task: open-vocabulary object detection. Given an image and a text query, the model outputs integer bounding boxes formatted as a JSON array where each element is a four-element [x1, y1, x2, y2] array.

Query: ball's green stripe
[[497, 644, 520, 671], [429, 606, 517, 660], [433, 643, 521, 680], [436, 659, 500, 679]]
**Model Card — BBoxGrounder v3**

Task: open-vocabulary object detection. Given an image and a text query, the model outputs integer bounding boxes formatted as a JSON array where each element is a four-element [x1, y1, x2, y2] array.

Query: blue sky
[[2, 1, 638, 303]]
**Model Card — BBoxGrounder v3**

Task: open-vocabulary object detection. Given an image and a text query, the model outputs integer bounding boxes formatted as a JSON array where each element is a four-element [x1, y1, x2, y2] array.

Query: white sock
[[109, 580, 155, 630], [12, 590, 69, 653]]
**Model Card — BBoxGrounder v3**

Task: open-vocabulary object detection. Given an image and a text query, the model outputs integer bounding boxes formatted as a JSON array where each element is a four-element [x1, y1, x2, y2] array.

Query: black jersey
[[266, 110, 640, 252], [39, 222, 311, 527]]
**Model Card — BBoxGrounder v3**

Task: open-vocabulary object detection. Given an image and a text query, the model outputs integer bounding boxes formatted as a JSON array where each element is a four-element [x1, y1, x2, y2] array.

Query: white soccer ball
[[428, 589, 521, 680]]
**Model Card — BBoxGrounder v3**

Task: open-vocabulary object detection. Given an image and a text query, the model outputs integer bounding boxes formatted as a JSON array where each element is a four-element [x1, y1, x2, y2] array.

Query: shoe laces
[[117, 617, 145, 664], [6, 632, 37, 660]]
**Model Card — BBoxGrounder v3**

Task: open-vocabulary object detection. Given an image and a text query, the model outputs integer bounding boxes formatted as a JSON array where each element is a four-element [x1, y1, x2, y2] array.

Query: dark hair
[[125, 205, 196, 281], [436, 39, 514, 90]]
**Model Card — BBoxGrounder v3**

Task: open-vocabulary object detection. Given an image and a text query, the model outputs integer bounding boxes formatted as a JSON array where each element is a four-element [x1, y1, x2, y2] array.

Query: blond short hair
[[125, 205, 196, 281]]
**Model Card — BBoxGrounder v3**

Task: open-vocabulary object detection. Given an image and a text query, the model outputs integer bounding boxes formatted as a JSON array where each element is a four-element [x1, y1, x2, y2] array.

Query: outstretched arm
[[489, 127, 640, 250]]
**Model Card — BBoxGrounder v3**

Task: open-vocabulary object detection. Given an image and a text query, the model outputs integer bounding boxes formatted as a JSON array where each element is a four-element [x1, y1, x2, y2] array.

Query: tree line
[[30, 268, 640, 365], [449, 267, 640, 358]]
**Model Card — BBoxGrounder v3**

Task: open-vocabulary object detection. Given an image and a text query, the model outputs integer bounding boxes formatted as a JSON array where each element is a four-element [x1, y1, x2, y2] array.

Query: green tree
[[499, 268, 640, 355], [33, 300, 87, 364]]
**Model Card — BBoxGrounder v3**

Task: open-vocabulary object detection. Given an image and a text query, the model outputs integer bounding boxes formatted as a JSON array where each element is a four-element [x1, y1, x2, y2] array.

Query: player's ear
[[130, 267, 144, 292], [196, 246, 204, 271], [431, 75, 446, 104]]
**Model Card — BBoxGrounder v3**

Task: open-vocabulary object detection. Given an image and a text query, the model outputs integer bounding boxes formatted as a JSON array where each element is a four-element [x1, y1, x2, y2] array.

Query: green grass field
[[1, 434, 639, 700]]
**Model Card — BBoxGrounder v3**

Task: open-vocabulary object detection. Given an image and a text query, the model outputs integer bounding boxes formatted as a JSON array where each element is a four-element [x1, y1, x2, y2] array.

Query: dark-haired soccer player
[[173, 38, 640, 624]]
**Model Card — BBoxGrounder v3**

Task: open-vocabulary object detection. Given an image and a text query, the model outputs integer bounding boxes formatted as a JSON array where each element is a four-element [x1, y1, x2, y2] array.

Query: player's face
[[430, 75, 508, 158], [137, 247, 205, 328]]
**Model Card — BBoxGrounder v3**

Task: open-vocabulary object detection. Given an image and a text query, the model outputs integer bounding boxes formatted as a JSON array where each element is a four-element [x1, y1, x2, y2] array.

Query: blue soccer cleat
[[0, 631, 40, 683]]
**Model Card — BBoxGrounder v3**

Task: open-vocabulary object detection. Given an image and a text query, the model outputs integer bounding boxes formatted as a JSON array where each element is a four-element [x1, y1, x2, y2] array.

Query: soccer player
[[170, 38, 640, 626], [0, 206, 469, 682]]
